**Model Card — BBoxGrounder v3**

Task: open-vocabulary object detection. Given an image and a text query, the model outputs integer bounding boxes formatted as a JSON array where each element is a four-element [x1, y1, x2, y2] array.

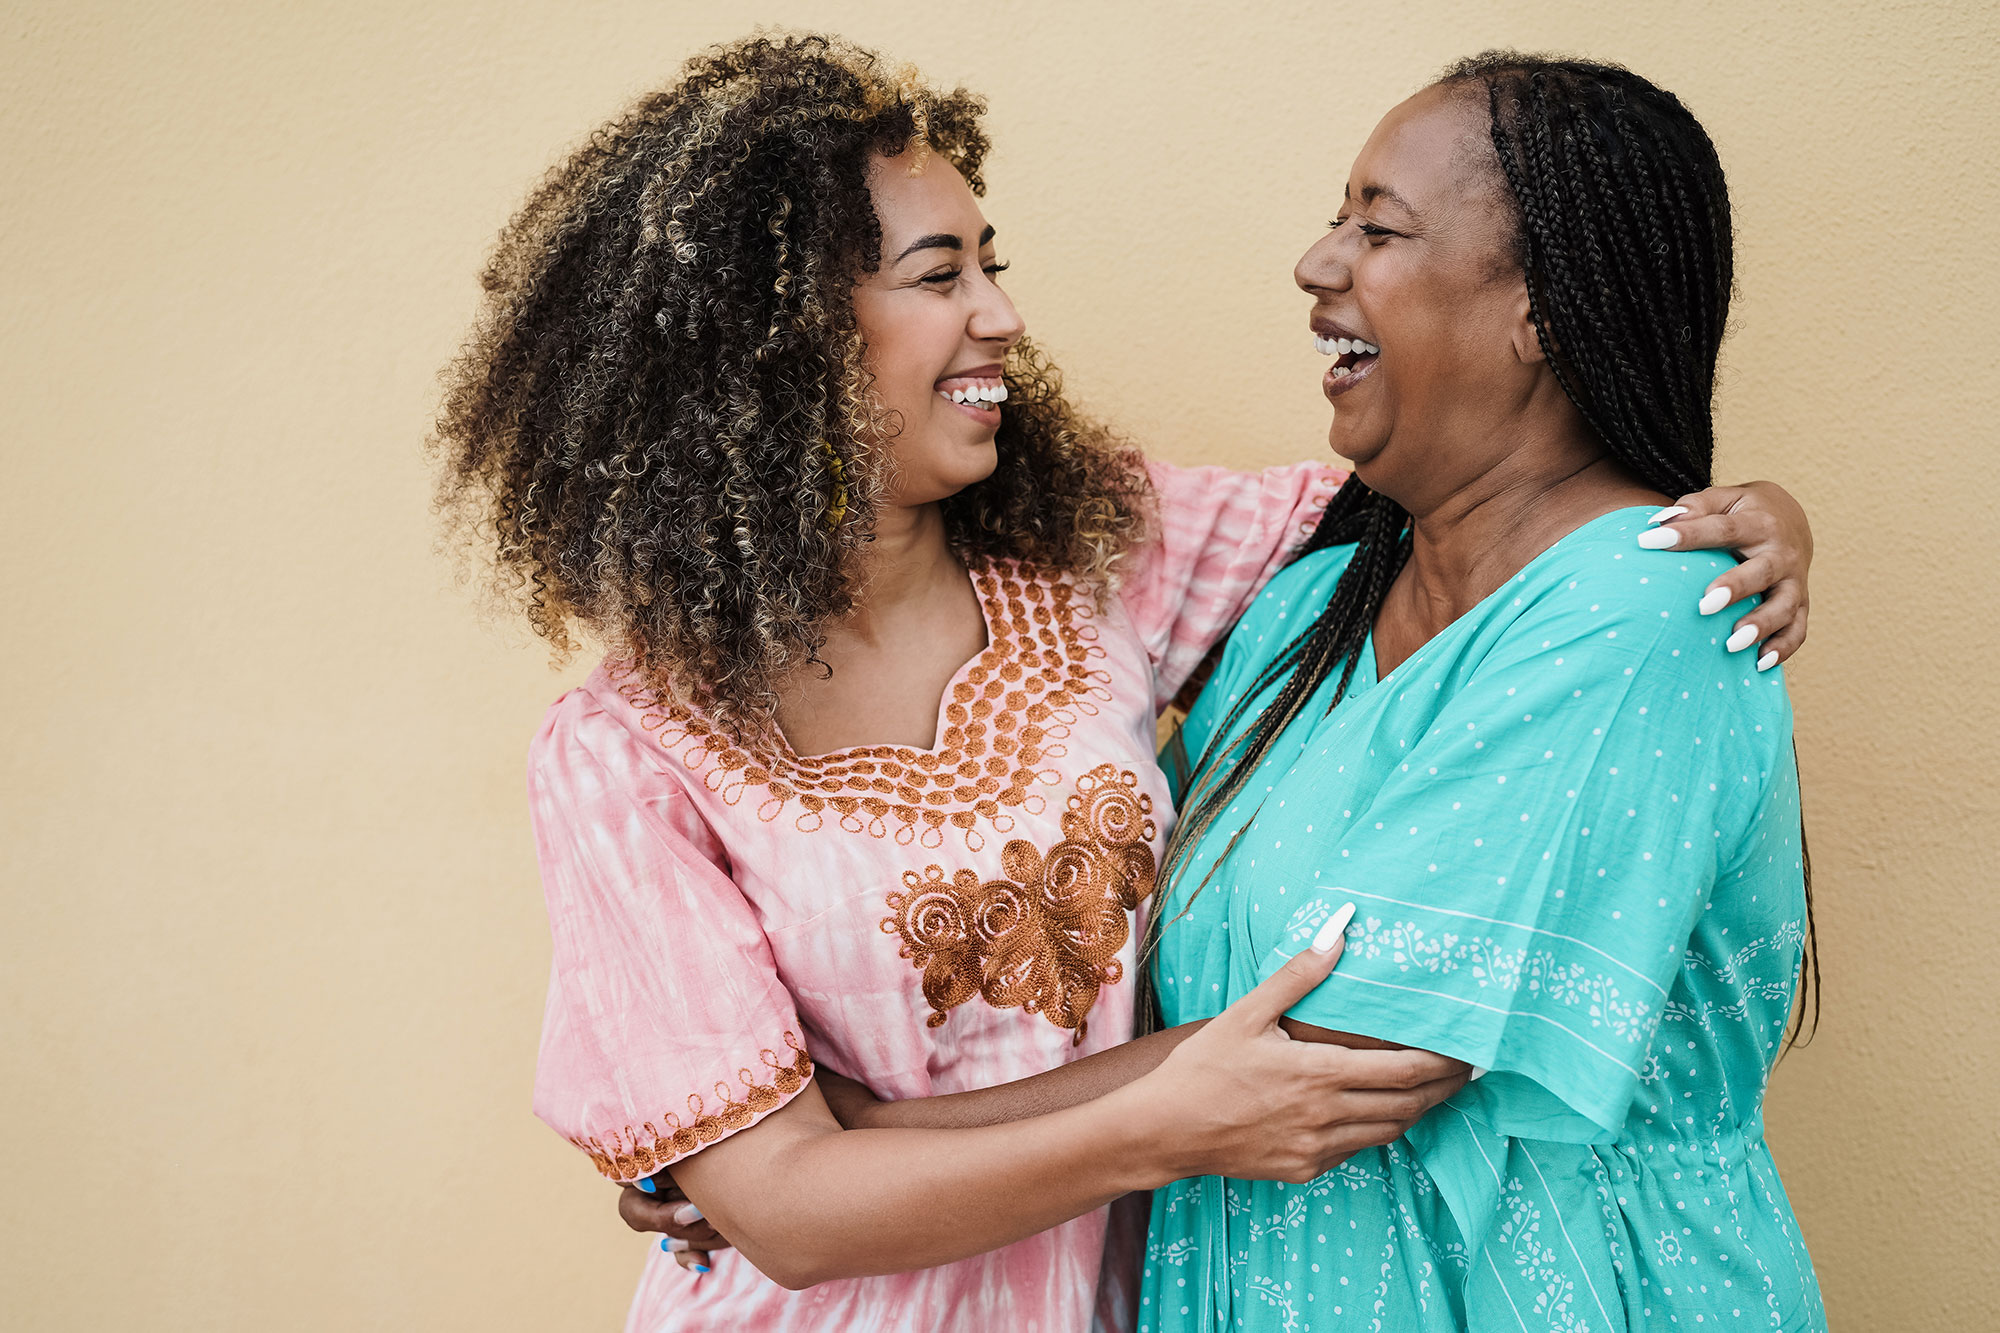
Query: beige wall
[[6, 1, 1995, 1327]]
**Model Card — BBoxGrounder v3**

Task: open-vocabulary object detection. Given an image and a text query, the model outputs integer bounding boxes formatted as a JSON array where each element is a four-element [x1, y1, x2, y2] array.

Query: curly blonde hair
[[433, 33, 1151, 738]]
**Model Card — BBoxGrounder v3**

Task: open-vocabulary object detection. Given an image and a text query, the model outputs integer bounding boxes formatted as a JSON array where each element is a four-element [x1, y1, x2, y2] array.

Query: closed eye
[[1329, 216, 1395, 242]]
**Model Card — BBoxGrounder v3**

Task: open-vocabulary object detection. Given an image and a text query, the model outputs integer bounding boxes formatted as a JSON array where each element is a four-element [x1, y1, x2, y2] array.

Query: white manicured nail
[[1469, 1066, 1489, 1081], [1726, 624, 1759, 653], [1647, 505, 1690, 524], [1312, 902, 1357, 953], [1698, 587, 1731, 616], [1757, 650, 1780, 672], [666, 1238, 691, 1253], [674, 1204, 703, 1226], [1636, 527, 1680, 549]]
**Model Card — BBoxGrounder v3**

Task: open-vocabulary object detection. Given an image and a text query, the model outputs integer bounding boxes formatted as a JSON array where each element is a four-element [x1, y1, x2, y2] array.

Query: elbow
[[747, 1252, 839, 1292], [727, 1236, 845, 1292], [764, 1264, 825, 1293]]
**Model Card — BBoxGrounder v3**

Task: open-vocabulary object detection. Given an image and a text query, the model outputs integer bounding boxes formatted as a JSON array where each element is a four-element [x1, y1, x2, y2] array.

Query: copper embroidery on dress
[[608, 561, 1111, 850], [572, 1032, 814, 1181], [881, 763, 1157, 1044]]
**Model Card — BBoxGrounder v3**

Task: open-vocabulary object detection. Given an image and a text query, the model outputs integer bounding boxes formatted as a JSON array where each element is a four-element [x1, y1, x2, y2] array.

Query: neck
[[1393, 413, 1657, 627], [846, 500, 962, 624]]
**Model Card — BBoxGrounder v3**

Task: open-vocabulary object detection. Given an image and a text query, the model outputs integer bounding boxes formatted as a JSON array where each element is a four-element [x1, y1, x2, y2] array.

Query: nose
[[1295, 228, 1352, 297], [970, 273, 1026, 350]]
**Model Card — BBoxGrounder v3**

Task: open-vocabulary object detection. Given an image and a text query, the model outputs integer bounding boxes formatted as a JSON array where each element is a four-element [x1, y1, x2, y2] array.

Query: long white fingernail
[[666, 1239, 691, 1253], [1726, 624, 1758, 653], [1312, 902, 1357, 953], [1636, 527, 1680, 549], [1646, 505, 1690, 524], [1469, 1066, 1489, 1081], [1698, 587, 1731, 616], [1757, 650, 1780, 672], [674, 1204, 703, 1226]]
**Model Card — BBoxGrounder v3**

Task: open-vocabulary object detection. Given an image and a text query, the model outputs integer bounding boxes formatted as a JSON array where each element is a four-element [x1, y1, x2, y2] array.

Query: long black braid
[[1152, 51, 1817, 1045]]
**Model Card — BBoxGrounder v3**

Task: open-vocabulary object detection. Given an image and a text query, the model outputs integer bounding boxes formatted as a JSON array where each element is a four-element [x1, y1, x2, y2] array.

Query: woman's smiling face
[[1294, 84, 1547, 507], [851, 150, 1025, 508]]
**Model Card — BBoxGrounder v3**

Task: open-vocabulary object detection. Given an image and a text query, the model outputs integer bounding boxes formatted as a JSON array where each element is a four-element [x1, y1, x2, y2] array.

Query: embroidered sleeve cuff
[[566, 1032, 816, 1182]]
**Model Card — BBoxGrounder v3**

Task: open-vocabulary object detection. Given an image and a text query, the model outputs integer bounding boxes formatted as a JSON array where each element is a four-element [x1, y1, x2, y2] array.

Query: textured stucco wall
[[5, 2, 1995, 1327]]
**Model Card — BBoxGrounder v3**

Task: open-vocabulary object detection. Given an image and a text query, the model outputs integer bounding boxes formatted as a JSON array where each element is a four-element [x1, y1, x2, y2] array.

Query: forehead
[[866, 151, 987, 242], [1349, 83, 1493, 210]]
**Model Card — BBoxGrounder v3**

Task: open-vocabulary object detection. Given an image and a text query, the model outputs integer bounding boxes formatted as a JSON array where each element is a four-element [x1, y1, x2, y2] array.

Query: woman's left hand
[[1636, 480, 1813, 670]]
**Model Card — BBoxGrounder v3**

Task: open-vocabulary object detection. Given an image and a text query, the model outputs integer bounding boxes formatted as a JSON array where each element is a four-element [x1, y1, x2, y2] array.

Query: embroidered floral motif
[[881, 763, 1157, 1043], [572, 1032, 813, 1180], [609, 561, 1111, 850], [1274, 900, 1659, 1046]]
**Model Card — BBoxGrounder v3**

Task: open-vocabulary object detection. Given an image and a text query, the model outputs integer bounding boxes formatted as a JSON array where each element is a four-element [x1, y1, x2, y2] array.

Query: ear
[[1508, 281, 1545, 365]]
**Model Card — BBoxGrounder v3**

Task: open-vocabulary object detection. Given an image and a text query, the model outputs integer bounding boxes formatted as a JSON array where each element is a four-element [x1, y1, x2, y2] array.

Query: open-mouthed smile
[[1312, 319, 1380, 399], [936, 364, 1007, 423]]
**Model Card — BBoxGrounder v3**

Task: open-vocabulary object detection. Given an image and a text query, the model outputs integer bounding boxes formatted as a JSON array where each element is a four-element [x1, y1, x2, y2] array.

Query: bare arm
[[632, 926, 1470, 1289], [820, 1021, 1208, 1131]]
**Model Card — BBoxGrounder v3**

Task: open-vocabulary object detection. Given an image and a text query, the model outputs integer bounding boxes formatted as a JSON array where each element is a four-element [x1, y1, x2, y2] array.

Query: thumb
[[1220, 901, 1356, 1032]]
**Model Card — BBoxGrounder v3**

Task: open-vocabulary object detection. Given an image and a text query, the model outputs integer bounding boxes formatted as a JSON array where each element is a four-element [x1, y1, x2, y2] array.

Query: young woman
[[435, 34, 1817, 1332]]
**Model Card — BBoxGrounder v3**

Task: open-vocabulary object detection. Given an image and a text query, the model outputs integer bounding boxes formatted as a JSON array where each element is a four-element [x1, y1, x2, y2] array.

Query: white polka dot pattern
[[1142, 508, 1824, 1332]]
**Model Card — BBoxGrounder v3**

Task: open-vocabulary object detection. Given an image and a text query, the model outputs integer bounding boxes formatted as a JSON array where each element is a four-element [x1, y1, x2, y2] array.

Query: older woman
[[1141, 53, 1825, 1331]]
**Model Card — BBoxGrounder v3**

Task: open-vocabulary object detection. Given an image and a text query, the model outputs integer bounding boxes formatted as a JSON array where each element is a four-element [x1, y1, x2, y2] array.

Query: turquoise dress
[[1141, 509, 1825, 1332]]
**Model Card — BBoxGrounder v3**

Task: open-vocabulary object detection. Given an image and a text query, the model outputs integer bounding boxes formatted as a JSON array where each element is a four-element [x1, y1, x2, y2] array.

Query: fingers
[[1658, 485, 1741, 520], [1217, 903, 1355, 1032], [666, 1240, 712, 1274], [1313, 1044, 1470, 1090], [1754, 606, 1807, 669], [617, 1187, 731, 1249], [1638, 504, 1776, 557], [619, 1185, 681, 1234]]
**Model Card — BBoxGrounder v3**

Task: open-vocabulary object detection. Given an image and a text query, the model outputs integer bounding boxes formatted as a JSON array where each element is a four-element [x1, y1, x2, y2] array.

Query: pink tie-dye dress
[[528, 460, 1343, 1333]]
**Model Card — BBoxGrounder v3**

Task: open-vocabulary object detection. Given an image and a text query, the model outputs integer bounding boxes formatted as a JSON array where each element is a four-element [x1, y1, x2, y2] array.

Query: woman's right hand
[[618, 1172, 733, 1274], [1135, 905, 1471, 1183]]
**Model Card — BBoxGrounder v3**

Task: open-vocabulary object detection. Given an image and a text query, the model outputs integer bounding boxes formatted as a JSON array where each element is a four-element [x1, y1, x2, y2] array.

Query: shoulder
[[1539, 507, 1737, 599], [1494, 509, 1792, 727], [529, 661, 687, 795], [1512, 508, 1745, 648]]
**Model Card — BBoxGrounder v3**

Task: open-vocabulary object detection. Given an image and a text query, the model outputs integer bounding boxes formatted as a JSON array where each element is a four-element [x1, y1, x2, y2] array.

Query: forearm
[[855, 1021, 1208, 1130], [678, 1083, 1174, 1288]]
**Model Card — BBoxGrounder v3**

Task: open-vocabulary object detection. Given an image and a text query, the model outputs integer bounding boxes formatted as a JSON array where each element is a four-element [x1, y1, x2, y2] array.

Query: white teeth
[[1314, 335, 1337, 356], [940, 382, 1007, 406], [1332, 365, 1351, 378], [1335, 338, 1353, 355], [1313, 335, 1381, 357]]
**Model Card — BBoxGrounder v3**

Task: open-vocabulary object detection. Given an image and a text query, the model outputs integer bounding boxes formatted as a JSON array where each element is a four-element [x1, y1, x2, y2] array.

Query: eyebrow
[[1345, 182, 1416, 213], [895, 224, 997, 263]]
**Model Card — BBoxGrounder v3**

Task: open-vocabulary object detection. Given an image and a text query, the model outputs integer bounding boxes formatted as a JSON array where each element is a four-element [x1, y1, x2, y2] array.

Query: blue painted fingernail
[[692, 1264, 710, 1274], [660, 1237, 672, 1252], [635, 1175, 657, 1194]]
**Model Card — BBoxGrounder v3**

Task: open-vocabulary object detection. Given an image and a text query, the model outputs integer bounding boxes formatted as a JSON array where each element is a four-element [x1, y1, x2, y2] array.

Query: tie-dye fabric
[[528, 460, 1341, 1333], [1143, 508, 1826, 1332]]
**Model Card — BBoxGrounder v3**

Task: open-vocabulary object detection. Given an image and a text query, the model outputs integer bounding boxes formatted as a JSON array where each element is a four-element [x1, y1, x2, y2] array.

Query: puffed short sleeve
[[1119, 458, 1344, 712], [527, 690, 812, 1182], [1248, 550, 1794, 1142]]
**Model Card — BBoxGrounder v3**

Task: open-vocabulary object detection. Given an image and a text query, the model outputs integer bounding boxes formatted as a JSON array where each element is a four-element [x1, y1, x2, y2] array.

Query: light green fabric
[[1142, 509, 1825, 1332]]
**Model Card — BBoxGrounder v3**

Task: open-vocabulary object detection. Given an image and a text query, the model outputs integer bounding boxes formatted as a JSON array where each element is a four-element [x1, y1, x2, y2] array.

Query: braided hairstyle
[[1156, 51, 1816, 1043], [432, 33, 1148, 740]]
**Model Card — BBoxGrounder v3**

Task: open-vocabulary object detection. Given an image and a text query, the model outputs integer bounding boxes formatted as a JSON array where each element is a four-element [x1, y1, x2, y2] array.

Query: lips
[[937, 363, 1007, 419], [1311, 317, 1380, 397]]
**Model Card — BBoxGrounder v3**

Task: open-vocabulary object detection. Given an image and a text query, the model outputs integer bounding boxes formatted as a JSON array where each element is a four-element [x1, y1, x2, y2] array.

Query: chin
[[902, 450, 1000, 507]]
